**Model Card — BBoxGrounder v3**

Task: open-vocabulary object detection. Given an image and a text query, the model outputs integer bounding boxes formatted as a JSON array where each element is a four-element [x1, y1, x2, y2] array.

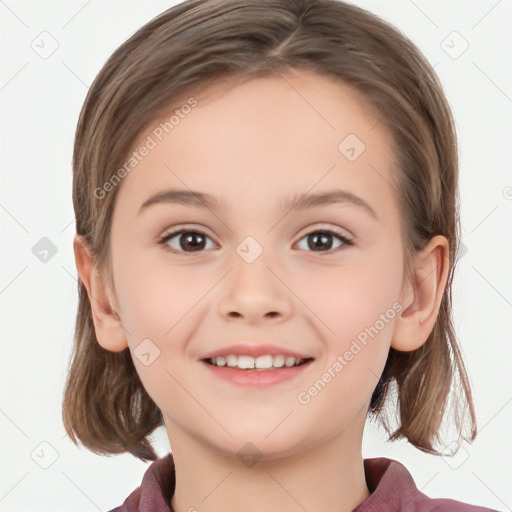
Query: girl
[[62, 0, 501, 510]]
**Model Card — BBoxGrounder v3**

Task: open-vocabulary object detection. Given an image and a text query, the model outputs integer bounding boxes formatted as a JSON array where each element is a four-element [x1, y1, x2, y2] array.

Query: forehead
[[113, 69, 396, 221]]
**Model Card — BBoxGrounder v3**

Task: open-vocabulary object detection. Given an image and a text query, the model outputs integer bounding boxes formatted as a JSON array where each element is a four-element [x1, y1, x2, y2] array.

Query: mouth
[[203, 354, 314, 371], [200, 354, 315, 387]]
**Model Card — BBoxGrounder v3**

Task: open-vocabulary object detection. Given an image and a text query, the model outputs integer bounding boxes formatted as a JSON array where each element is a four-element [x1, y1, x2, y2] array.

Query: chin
[[209, 426, 315, 464]]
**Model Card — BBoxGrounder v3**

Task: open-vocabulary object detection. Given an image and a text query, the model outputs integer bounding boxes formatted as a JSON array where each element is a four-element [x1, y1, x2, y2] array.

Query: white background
[[1, 0, 511, 510]]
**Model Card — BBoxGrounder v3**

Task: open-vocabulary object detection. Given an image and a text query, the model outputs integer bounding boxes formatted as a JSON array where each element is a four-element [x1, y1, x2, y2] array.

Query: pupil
[[309, 232, 332, 251], [182, 232, 205, 251], [179, 232, 334, 252]]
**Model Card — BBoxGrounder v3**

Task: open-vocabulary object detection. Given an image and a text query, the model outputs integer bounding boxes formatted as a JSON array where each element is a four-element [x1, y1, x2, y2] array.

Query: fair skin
[[74, 70, 449, 512]]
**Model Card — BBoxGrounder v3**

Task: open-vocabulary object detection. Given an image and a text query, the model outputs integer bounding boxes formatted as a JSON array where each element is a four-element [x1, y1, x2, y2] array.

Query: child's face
[[107, 70, 409, 458]]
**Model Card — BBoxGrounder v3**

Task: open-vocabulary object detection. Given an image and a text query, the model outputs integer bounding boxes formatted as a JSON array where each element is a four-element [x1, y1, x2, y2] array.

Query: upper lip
[[200, 343, 314, 361]]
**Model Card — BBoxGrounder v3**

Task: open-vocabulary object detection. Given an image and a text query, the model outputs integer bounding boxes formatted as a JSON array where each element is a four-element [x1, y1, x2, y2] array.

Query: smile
[[201, 356, 315, 387], [206, 354, 311, 370]]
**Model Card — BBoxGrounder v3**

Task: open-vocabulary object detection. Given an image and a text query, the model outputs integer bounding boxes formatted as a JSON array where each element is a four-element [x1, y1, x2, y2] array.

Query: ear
[[73, 234, 128, 352], [391, 235, 450, 352]]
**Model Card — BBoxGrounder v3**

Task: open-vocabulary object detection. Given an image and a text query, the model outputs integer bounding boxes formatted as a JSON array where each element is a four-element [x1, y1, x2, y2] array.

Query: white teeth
[[255, 355, 273, 369], [226, 355, 238, 367], [237, 355, 255, 369], [273, 355, 285, 368], [209, 354, 307, 370], [215, 356, 227, 367], [285, 356, 296, 367]]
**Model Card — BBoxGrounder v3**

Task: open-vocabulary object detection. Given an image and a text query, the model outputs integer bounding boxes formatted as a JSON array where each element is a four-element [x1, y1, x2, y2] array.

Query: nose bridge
[[217, 234, 292, 322]]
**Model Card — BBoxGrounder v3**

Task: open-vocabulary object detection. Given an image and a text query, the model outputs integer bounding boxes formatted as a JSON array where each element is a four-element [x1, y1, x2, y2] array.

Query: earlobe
[[391, 235, 450, 352], [73, 234, 128, 352]]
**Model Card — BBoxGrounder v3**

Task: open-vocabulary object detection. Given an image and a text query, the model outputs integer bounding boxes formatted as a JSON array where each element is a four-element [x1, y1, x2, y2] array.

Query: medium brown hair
[[62, 0, 477, 462]]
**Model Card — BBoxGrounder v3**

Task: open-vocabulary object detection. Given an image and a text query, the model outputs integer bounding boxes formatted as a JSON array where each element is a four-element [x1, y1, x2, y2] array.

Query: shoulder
[[413, 496, 500, 512], [104, 453, 175, 512], [105, 490, 141, 512], [356, 457, 500, 512]]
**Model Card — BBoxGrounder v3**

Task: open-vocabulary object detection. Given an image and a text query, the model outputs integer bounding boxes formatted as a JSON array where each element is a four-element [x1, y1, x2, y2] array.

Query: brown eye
[[296, 229, 353, 253], [159, 230, 215, 253]]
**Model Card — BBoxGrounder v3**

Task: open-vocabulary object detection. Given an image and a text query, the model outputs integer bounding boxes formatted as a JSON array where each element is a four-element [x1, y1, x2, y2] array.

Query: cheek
[[302, 252, 402, 344], [112, 256, 210, 396], [297, 250, 402, 393], [114, 252, 205, 342], [294, 270, 398, 433]]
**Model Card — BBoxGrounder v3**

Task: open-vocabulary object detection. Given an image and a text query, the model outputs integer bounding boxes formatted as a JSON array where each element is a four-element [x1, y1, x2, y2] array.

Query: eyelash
[[157, 226, 354, 255]]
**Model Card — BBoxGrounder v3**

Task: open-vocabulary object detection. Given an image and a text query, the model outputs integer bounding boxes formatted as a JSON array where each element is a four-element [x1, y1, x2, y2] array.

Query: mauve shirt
[[108, 453, 500, 512]]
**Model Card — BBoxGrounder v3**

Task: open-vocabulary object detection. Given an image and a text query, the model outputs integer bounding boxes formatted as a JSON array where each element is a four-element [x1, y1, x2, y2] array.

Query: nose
[[217, 256, 293, 325]]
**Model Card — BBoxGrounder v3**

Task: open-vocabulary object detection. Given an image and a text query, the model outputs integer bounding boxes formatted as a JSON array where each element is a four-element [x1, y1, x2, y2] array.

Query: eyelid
[[159, 224, 213, 238], [158, 223, 352, 241], [157, 223, 355, 254], [296, 223, 352, 239], [157, 224, 218, 246]]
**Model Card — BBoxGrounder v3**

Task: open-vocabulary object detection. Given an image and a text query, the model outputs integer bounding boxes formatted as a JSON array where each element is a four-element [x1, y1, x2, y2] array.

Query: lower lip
[[201, 359, 314, 387]]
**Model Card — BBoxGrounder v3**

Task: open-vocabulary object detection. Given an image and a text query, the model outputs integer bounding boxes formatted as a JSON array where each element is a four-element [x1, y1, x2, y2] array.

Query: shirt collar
[[112, 452, 494, 512]]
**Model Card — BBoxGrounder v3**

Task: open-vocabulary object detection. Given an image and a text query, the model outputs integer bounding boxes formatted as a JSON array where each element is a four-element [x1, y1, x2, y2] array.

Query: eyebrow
[[137, 188, 378, 219]]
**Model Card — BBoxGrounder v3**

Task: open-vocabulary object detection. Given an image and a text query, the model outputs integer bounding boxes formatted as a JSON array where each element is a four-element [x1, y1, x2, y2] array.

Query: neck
[[167, 419, 370, 512]]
